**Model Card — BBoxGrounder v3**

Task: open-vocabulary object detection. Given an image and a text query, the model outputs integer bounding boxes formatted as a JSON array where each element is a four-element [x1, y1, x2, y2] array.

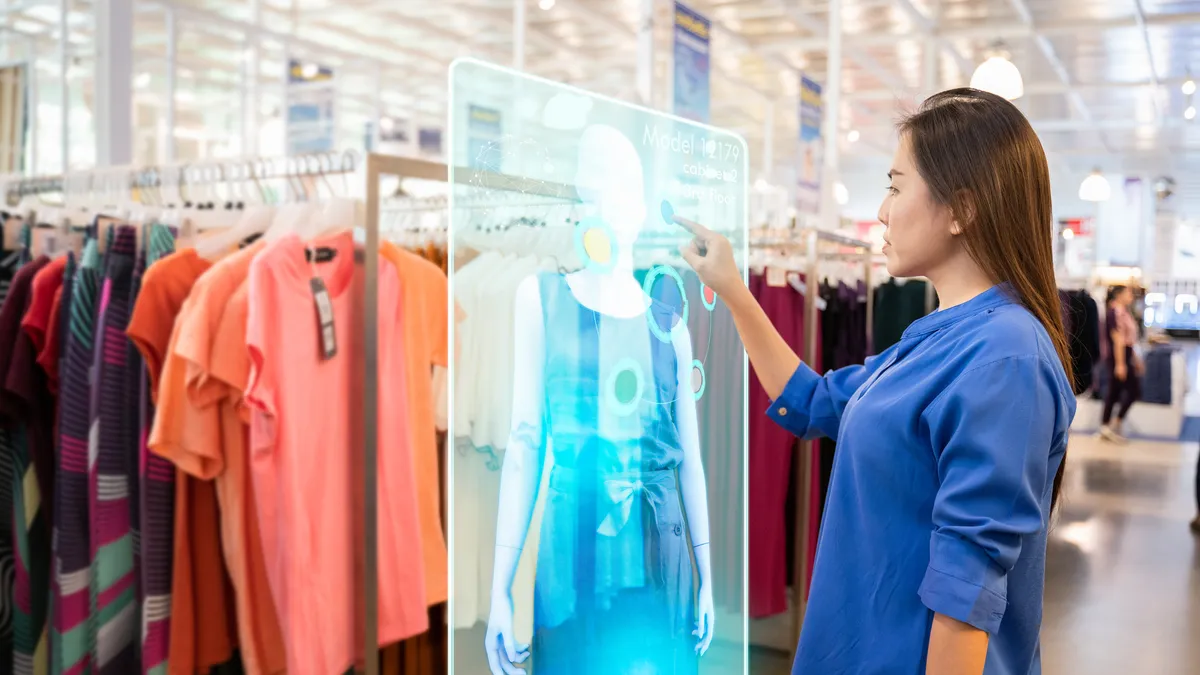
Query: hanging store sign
[[672, 1, 711, 123], [467, 104, 503, 170], [285, 59, 336, 155], [418, 127, 443, 158], [796, 74, 823, 215]]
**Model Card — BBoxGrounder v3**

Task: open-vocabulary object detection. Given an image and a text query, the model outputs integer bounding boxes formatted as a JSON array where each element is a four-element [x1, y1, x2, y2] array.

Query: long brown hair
[[899, 88, 1072, 511]]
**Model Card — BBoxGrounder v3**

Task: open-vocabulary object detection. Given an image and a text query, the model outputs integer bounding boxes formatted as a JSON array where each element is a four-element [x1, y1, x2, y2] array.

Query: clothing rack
[[794, 228, 873, 648], [751, 227, 874, 647], [0, 151, 580, 675]]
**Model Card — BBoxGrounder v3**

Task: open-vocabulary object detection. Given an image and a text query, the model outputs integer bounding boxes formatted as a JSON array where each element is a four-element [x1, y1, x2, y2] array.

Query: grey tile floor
[[452, 436, 1200, 674]]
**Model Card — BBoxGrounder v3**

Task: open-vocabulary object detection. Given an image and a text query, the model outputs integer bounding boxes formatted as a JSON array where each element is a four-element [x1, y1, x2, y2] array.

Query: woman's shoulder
[[951, 303, 1072, 387]]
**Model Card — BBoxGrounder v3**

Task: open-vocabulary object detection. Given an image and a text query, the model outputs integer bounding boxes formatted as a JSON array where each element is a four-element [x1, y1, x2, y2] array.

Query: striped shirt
[[136, 224, 175, 675], [2, 254, 53, 675], [88, 227, 139, 674], [53, 240, 101, 675]]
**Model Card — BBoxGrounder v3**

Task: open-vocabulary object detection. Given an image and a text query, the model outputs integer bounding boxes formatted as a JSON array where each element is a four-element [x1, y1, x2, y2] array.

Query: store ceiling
[[3, 0, 1200, 177]]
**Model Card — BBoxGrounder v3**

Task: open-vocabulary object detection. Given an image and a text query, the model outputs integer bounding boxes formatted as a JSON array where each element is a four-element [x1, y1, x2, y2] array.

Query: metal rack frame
[[794, 228, 873, 646]]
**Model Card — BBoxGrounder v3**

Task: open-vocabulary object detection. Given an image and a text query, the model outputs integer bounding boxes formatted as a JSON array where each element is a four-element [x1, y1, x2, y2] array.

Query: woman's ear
[[949, 192, 976, 236]]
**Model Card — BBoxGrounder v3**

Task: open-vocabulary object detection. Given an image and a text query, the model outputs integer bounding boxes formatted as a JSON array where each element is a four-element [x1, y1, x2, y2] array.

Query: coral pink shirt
[[244, 233, 427, 673]]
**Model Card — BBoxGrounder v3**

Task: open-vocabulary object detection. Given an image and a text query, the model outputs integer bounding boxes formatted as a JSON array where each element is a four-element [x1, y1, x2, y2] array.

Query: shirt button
[[778, 407, 788, 416], [673, 524, 683, 536]]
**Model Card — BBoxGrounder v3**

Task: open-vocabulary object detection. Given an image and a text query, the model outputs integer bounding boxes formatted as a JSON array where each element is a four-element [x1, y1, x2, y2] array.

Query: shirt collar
[[902, 283, 1014, 339]]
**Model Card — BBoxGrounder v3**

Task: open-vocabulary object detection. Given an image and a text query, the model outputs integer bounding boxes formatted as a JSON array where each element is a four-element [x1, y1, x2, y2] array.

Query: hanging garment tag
[[311, 277, 337, 360], [766, 265, 788, 287], [305, 246, 338, 264]]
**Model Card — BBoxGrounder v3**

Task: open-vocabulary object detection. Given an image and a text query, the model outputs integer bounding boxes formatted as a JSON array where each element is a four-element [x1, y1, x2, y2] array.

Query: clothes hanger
[[263, 158, 320, 242]]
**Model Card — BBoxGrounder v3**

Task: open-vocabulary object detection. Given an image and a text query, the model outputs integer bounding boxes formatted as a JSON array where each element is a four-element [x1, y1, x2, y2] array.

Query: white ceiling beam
[[890, 0, 974, 79], [551, 0, 778, 103], [1002, 0, 1092, 125], [754, 12, 1200, 51], [771, 0, 902, 89], [1131, 0, 1164, 124], [856, 117, 1187, 134], [843, 76, 1194, 101]]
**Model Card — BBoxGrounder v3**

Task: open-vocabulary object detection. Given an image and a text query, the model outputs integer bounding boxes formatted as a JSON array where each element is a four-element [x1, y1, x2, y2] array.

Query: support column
[[95, 0, 133, 166], [59, 0, 69, 172], [637, 0, 655, 107], [513, 0, 526, 71], [242, 0, 261, 157], [164, 7, 177, 163], [762, 99, 775, 184], [818, 0, 842, 230], [923, 36, 938, 99]]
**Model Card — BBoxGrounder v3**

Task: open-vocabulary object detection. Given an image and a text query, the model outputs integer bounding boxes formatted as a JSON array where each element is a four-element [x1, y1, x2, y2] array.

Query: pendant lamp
[[970, 42, 1023, 101], [1078, 169, 1111, 202]]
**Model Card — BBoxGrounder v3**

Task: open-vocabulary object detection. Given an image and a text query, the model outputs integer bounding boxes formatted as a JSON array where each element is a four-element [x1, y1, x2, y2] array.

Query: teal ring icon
[[573, 216, 618, 273], [701, 283, 717, 311], [604, 357, 645, 417], [642, 264, 689, 343], [690, 359, 706, 401]]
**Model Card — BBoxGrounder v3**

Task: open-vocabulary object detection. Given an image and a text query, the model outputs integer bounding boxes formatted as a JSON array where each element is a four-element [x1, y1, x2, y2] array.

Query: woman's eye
[[886, 186, 898, 195]]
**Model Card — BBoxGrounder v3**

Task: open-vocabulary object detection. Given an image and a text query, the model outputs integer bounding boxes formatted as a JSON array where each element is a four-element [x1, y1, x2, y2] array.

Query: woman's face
[[877, 135, 959, 278], [1118, 288, 1134, 306]]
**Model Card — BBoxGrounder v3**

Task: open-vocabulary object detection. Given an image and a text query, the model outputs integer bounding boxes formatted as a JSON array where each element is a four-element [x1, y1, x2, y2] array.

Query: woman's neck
[[926, 252, 995, 310]]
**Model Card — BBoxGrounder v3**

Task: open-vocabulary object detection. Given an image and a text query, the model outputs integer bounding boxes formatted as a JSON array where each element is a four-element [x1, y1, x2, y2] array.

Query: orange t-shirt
[[187, 277, 287, 675], [21, 254, 67, 352], [380, 243, 449, 605], [244, 234, 426, 674], [148, 248, 260, 672], [127, 248, 213, 400], [37, 285, 64, 390]]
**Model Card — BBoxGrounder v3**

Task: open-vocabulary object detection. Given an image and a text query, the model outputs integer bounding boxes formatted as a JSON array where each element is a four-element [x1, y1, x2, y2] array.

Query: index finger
[[672, 213, 715, 239]]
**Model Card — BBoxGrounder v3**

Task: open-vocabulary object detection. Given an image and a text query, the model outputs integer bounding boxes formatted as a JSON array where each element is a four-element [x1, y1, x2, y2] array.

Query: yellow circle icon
[[582, 227, 612, 265]]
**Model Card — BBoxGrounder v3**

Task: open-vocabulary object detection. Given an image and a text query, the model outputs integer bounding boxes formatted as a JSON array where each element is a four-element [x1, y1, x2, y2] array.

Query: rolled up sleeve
[[918, 355, 1060, 634], [767, 344, 899, 440]]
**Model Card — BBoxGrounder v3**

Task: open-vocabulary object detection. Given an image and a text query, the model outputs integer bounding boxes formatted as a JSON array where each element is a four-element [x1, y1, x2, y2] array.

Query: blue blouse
[[770, 284, 1075, 675]]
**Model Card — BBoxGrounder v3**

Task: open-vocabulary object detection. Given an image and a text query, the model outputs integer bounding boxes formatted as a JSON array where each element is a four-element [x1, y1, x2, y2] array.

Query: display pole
[[58, 0, 68, 173], [363, 154, 381, 675], [27, 37, 37, 175], [513, 0, 526, 71], [165, 7, 177, 163], [923, 35, 938, 99], [637, 0, 656, 107], [819, 0, 842, 230], [243, 0, 261, 157], [762, 100, 774, 184], [95, 0, 133, 166]]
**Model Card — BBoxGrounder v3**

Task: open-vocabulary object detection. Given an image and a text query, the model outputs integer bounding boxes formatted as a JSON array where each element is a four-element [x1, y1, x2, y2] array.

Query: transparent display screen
[[448, 58, 748, 675]]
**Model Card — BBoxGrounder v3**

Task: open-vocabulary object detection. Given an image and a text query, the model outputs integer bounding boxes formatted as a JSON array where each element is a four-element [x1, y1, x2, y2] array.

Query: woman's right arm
[[681, 227, 887, 440]]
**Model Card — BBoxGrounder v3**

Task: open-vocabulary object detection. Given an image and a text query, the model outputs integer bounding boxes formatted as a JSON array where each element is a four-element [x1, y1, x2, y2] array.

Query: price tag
[[311, 277, 337, 360], [765, 265, 788, 287]]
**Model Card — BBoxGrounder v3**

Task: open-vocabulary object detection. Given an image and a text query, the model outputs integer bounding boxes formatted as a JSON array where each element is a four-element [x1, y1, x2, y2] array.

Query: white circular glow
[[1186, 106, 1197, 121], [970, 55, 1024, 100], [301, 62, 320, 79], [1184, 79, 1197, 96], [846, 129, 860, 143], [834, 181, 849, 206], [134, 72, 151, 89], [538, 0, 555, 9], [1062, 228, 1075, 240], [379, 116, 395, 132], [1079, 171, 1111, 202]]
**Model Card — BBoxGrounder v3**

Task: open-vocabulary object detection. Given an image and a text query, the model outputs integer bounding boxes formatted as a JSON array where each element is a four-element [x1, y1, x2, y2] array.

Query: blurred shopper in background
[[1099, 285, 1142, 444]]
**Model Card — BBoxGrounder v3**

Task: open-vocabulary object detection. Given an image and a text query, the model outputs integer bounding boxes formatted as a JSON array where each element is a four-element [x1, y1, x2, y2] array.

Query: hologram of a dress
[[529, 272, 697, 675]]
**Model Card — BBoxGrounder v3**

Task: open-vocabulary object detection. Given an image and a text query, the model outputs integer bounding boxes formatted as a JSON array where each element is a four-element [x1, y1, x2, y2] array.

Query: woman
[[680, 89, 1076, 675], [1100, 285, 1142, 443]]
